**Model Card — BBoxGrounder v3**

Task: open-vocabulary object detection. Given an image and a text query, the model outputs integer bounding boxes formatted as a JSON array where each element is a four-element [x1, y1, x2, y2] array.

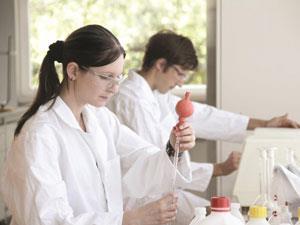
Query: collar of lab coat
[[128, 69, 157, 104], [48, 96, 98, 133]]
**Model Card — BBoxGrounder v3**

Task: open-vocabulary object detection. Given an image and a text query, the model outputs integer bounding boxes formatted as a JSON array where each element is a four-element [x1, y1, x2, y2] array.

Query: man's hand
[[266, 114, 300, 128], [248, 114, 300, 130], [213, 151, 241, 177]]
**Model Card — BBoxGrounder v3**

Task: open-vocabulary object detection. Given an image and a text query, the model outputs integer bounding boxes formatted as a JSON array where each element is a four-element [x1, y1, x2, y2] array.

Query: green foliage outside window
[[29, 0, 207, 87]]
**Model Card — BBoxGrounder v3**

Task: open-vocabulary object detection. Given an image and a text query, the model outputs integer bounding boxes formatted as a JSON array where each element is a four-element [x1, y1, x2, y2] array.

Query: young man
[[108, 30, 300, 225]]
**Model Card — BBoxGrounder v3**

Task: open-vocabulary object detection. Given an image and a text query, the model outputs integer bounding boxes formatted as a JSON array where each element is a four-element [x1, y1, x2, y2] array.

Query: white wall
[[217, 0, 300, 196]]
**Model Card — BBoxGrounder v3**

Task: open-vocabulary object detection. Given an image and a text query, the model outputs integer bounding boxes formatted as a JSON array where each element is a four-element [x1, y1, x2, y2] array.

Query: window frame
[[16, 0, 207, 104], [15, 0, 35, 103]]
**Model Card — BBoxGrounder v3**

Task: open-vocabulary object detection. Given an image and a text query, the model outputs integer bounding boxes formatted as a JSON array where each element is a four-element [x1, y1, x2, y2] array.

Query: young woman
[[0, 25, 196, 225]]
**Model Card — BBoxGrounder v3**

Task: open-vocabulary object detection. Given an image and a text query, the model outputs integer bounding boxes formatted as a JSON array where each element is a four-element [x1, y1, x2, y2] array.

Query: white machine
[[233, 128, 300, 206]]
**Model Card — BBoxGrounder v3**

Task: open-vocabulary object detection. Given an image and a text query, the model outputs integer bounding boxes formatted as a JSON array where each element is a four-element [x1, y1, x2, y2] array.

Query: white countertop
[[0, 106, 27, 125]]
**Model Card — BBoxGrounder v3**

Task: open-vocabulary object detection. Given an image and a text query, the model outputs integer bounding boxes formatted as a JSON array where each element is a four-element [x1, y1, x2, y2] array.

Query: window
[[20, 0, 207, 100]]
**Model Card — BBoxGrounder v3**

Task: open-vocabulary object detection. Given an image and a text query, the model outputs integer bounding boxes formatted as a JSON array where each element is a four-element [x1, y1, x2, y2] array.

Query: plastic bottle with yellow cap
[[295, 207, 300, 225], [246, 206, 271, 225]]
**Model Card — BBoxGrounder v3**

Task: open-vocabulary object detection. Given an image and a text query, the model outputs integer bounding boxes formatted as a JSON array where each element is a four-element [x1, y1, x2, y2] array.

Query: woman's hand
[[122, 193, 178, 225], [169, 123, 195, 152]]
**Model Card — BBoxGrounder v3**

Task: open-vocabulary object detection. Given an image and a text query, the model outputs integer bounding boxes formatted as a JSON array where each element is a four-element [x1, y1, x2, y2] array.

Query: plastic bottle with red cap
[[198, 196, 244, 225]]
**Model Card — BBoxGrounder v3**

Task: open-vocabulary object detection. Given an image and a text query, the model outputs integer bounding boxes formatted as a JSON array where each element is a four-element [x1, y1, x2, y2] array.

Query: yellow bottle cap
[[249, 206, 267, 218], [298, 207, 300, 218]]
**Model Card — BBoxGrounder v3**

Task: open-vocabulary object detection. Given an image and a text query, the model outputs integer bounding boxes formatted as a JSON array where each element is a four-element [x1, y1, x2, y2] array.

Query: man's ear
[[154, 58, 167, 72], [66, 62, 80, 81]]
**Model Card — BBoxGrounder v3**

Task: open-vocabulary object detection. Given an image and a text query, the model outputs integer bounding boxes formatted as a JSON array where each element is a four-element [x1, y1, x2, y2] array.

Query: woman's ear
[[66, 62, 79, 81], [154, 58, 167, 72]]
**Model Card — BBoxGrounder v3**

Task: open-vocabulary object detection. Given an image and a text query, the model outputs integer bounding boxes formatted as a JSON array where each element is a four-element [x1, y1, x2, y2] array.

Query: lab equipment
[[287, 163, 300, 177], [246, 206, 270, 225], [198, 196, 244, 225], [271, 165, 300, 218], [278, 202, 292, 225], [189, 207, 206, 225], [286, 148, 296, 166], [231, 203, 245, 223], [171, 92, 194, 192], [170, 92, 194, 225], [175, 92, 194, 126], [266, 147, 276, 216], [233, 128, 300, 206], [268, 195, 281, 225], [253, 148, 268, 207], [268, 211, 280, 225], [295, 208, 300, 225], [253, 147, 277, 217], [267, 196, 293, 225]]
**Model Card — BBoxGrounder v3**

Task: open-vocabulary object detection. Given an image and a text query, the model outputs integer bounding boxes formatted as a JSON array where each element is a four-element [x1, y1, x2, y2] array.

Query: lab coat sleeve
[[178, 162, 213, 191], [168, 94, 250, 143], [1, 125, 123, 225], [108, 94, 169, 150], [108, 94, 214, 193], [107, 112, 192, 199]]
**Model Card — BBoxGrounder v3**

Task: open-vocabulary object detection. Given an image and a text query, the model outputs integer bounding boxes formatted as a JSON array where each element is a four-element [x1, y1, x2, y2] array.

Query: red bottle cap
[[211, 196, 230, 212]]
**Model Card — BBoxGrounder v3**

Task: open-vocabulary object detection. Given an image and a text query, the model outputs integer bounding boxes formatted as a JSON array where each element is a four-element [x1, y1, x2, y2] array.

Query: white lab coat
[[107, 70, 250, 224], [1, 97, 192, 225]]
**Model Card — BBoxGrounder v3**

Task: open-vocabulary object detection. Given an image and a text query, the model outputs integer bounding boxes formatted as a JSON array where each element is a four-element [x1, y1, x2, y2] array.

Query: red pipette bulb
[[175, 92, 194, 127]]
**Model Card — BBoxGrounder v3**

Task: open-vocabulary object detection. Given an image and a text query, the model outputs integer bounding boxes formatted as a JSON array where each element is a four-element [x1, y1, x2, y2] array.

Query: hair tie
[[47, 40, 64, 63]]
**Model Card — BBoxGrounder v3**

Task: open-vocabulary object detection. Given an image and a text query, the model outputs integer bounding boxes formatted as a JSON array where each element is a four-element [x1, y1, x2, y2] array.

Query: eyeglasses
[[83, 66, 125, 88], [171, 65, 193, 81]]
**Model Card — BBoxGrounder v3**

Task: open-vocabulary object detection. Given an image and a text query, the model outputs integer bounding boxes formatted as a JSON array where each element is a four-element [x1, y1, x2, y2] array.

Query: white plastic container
[[231, 202, 245, 223], [268, 202, 293, 225], [246, 206, 270, 225], [268, 195, 281, 225], [198, 196, 244, 225], [294, 207, 300, 225], [279, 202, 292, 225], [189, 207, 206, 225], [268, 211, 281, 225]]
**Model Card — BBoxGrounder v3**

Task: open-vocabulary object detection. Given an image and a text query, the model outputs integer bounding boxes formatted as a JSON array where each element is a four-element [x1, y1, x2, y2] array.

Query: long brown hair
[[15, 24, 125, 136]]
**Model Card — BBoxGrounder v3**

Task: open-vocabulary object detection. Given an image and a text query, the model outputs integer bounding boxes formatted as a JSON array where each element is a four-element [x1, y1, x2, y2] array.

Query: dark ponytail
[[14, 25, 125, 136]]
